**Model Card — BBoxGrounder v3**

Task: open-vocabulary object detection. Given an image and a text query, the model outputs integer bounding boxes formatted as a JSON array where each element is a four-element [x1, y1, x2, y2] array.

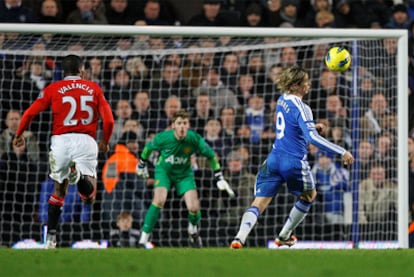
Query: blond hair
[[276, 66, 308, 93]]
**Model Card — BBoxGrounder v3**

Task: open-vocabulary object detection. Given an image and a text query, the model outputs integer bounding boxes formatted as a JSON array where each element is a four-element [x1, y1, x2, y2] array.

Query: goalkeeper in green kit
[[136, 110, 235, 248]]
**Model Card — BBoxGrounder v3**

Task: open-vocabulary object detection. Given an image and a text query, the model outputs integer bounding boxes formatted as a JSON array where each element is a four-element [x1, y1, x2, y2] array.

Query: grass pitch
[[1, 248, 413, 277]]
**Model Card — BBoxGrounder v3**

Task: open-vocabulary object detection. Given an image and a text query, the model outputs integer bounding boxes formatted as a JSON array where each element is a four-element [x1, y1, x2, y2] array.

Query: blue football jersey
[[273, 94, 345, 159]]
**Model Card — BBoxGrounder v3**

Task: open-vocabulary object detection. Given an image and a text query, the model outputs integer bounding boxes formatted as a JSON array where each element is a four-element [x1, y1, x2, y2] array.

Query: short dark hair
[[62, 55, 83, 76]]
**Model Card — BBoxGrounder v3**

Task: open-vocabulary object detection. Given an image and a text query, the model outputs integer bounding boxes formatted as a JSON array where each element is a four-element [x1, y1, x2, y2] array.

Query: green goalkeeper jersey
[[141, 129, 220, 176]]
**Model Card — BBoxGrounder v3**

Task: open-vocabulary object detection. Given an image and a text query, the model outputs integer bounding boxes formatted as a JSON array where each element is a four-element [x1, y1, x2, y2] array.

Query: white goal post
[[0, 23, 408, 248]]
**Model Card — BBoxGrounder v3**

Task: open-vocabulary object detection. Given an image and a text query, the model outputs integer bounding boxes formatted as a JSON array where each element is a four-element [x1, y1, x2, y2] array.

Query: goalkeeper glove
[[136, 159, 149, 179], [214, 171, 235, 197]]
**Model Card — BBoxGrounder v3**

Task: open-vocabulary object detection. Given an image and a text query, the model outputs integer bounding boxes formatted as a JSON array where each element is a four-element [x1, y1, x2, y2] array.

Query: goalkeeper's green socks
[[141, 203, 161, 235], [188, 211, 201, 235], [188, 210, 201, 226]]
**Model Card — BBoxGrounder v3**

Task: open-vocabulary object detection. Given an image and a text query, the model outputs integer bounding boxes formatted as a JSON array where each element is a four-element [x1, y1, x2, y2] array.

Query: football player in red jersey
[[13, 55, 114, 248]]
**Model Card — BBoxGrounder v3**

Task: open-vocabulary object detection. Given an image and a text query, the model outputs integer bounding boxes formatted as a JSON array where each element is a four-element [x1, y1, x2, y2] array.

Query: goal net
[[0, 24, 408, 249]]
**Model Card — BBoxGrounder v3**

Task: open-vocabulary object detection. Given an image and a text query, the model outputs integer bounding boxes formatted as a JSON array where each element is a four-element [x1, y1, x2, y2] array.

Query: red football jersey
[[17, 76, 114, 142]]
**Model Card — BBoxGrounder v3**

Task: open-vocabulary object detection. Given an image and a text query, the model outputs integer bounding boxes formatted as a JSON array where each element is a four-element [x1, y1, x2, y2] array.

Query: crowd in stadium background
[[0, 0, 414, 247]]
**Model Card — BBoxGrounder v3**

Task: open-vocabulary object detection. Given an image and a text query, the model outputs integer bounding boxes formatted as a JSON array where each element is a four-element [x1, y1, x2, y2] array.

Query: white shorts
[[49, 133, 98, 183]]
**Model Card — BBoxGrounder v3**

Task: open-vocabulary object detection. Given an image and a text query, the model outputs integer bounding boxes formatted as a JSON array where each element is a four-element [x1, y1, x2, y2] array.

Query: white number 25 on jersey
[[62, 95, 94, 126]]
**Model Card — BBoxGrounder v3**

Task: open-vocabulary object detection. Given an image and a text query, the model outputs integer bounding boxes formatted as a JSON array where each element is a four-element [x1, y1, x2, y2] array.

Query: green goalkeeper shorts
[[154, 169, 197, 196]]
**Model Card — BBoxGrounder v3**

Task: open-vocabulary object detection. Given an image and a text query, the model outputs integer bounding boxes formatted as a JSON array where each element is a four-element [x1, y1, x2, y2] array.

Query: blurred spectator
[[22, 39, 56, 78], [309, 69, 349, 119], [139, 0, 170, 25], [409, 145, 414, 221], [219, 52, 240, 91], [234, 144, 257, 174], [193, 67, 239, 117], [107, 69, 134, 110], [0, 109, 40, 161], [125, 56, 149, 89], [92, 0, 105, 15], [236, 124, 252, 146], [131, 91, 158, 136], [85, 56, 105, 88], [22, 60, 51, 91], [218, 151, 255, 234], [144, 37, 166, 79], [187, 0, 233, 26], [66, 41, 85, 53], [203, 118, 231, 164], [409, 136, 414, 159], [358, 68, 377, 110], [303, 44, 329, 80], [150, 61, 190, 110], [278, 0, 304, 27], [38, 177, 91, 223], [326, 119, 351, 152], [346, 0, 390, 28], [240, 2, 268, 27], [164, 53, 182, 67], [261, 103, 277, 143], [385, 3, 410, 30], [325, 94, 347, 122], [189, 92, 215, 136], [235, 72, 255, 107], [109, 212, 141, 247], [104, 56, 123, 86], [374, 38, 398, 93], [198, 37, 217, 68], [0, 137, 38, 245], [374, 132, 397, 180], [333, 0, 353, 28], [311, 150, 350, 224], [358, 162, 397, 224], [305, 0, 332, 28], [37, 0, 63, 24], [279, 46, 298, 68], [154, 95, 182, 131], [246, 51, 266, 95], [218, 36, 233, 48], [264, 63, 283, 111], [379, 111, 397, 136], [181, 43, 203, 89], [244, 95, 270, 144], [315, 10, 335, 28], [307, 143, 319, 168], [122, 118, 144, 140], [111, 36, 134, 61], [102, 131, 149, 222], [360, 92, 390, 140], [267, 0, 282, 27], [105, 0, 135, 25], [131, 20, 150, 50], [66, 0, 108, 24], [0, 0, 37, 23], [219, 106, 238, 137], [110, 99, 133, 147], [357, 140, 375, 181]]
